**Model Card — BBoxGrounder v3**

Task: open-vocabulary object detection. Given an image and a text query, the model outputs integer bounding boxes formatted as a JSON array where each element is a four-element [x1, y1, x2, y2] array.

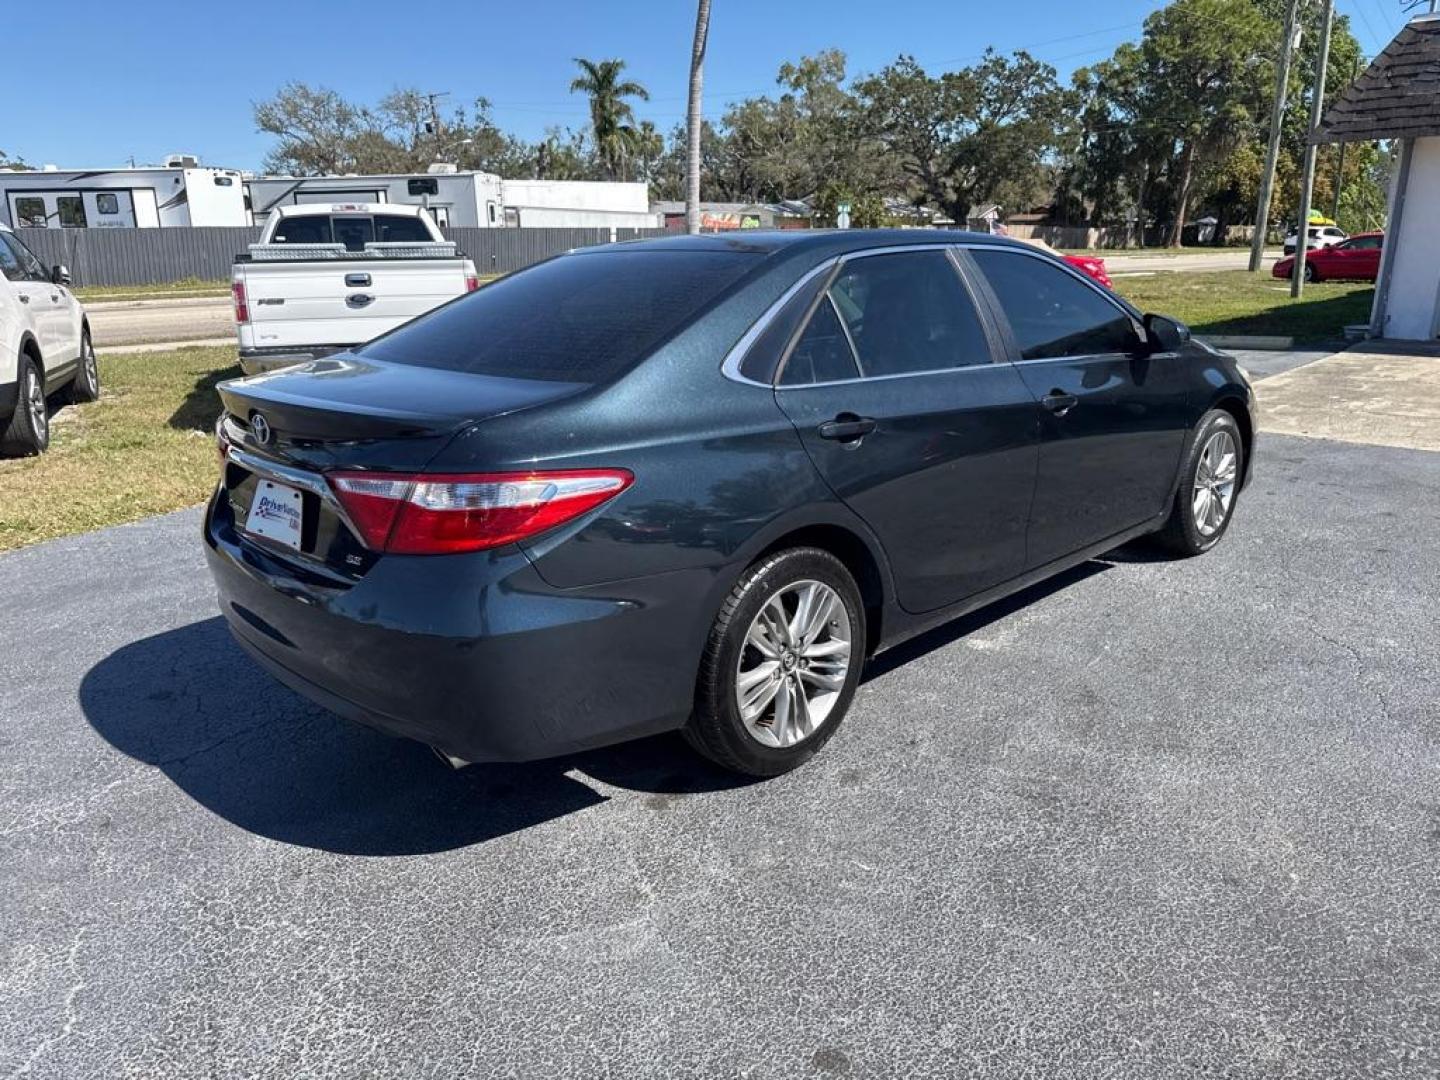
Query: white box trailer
[[245, 170, 660, 230], [0, 164, 247, 228]]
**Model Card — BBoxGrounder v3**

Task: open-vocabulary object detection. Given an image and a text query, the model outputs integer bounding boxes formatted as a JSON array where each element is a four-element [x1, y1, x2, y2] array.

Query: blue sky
[[9, 0, 1407, 172]]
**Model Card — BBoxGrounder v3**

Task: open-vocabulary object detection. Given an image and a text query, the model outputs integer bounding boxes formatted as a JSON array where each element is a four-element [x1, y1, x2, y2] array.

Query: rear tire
[[1151, 409, 1244, 557], [685, 547, 866, 777], [1, 355, 50, 457], [65, 330, 100, 404]]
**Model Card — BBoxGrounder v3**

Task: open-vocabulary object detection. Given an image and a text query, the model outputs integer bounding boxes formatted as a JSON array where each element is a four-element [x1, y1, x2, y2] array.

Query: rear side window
[[781, 297, 860, 385], [362, 250, 759, 383], [971, 248, 1137, 361]]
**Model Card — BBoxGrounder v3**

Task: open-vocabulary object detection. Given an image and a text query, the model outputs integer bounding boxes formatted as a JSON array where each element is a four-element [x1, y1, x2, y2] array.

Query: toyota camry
[[205, 230, 1255, 777]]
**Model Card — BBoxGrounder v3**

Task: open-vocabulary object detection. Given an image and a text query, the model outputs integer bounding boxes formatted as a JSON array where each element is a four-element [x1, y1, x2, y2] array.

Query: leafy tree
[[0, 150, 31, 171], [569, 58, 650, 181]]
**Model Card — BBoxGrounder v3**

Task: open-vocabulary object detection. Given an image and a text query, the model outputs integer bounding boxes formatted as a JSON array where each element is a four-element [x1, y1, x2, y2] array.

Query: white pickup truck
[[232, 203, 480, 374]]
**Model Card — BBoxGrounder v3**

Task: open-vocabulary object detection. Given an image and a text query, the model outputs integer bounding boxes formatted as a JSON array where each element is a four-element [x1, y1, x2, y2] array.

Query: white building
[[1316, 13, 1440, 341], [0, 155, 247, 228], [244, 167, 659, 230]]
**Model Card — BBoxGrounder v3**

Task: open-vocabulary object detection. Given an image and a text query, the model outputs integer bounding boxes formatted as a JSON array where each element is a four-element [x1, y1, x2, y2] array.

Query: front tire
[[1304, 261, 1320, 283], [66, 330, 100, 404], [1, 355, 50, 457], [685, 547, 866, 777], [1152, 409, 1244, 557]]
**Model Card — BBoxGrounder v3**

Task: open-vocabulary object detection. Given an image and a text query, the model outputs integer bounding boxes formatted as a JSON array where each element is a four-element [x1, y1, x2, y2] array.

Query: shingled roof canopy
[[1313, 14, 1440, 144]]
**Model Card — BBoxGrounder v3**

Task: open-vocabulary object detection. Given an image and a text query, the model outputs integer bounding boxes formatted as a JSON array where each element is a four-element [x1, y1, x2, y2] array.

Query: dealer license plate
[[244, 479, 304, 551]]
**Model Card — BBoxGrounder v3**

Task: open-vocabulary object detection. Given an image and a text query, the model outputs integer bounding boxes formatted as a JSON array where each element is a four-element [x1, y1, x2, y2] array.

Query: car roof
[[582, 228, 1041, 262]]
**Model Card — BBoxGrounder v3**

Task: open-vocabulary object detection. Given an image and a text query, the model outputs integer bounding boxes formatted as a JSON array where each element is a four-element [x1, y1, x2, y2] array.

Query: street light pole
[[1293, 0, 1334, 298], [1250, 0, 1302, 273]]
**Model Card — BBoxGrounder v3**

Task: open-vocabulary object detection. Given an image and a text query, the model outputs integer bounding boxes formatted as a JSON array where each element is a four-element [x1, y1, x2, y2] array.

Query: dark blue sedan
[[205, 230, 1255, 777]]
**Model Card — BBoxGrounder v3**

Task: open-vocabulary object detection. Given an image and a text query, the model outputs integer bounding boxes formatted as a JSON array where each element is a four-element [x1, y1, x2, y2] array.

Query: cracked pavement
[[1, 432, 1437, 1078]]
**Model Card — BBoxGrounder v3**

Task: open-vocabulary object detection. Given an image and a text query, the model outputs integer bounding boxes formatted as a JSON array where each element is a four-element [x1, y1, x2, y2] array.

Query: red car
[[1272, 231, 1383, 283], [1015, 238, 1113, 288]]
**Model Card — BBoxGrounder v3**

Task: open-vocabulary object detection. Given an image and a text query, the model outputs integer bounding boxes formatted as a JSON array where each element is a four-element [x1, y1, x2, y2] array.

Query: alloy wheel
[[1192, 429, 1238, 536], [735, 579, 853, 748], [83, 338, 98, 388], [26, 369, 46, 440]]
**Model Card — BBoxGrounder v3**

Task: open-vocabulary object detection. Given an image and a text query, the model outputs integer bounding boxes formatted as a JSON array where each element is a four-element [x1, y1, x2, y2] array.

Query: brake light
[[327, 469, 632, 554], [465, 275, 481, 292], [232, 281, 249, 324]]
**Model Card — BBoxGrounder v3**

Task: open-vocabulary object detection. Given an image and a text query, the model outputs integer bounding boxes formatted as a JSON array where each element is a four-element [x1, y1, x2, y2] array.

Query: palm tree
[[570, 58, 650, 181], [686, 0, 712, 234]]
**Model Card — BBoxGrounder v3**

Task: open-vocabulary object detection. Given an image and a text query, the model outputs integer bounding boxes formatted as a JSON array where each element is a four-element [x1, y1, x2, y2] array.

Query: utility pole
[[685, 0, 712, 235], [1292, 0, 1333, 298], [1250, 0, 1302, 272]]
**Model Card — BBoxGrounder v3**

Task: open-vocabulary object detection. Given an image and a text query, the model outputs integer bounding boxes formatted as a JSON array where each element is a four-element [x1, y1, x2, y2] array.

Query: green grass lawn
[[1112, 270, 1373, 343], [73, 278, 230, 302], [0, 346, 235, 552]]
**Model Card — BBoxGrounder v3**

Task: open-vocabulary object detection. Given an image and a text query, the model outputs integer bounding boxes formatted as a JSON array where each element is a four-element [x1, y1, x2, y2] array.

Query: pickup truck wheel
[[65, 330, 100, 404], [1, 356, 50, 457]]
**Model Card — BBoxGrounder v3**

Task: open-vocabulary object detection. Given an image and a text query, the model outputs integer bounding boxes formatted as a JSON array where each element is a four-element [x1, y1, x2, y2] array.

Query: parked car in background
[[232, 203, 480, 375], [206, 230, 1254, 778], [0, 224, 97, 456], [1283, 224, 1348, 255], [1272, 231, 1383, 283], [1015, 236, 1113, 288]]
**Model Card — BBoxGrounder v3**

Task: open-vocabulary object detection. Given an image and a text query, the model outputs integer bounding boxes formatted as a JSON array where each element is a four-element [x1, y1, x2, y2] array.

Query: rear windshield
[[271, 214, 433, 249], [360, 250, 760, 382]]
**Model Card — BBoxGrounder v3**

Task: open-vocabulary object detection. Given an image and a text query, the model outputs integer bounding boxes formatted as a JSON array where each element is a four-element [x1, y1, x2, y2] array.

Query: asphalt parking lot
[[3, 430, 1437, 1079]]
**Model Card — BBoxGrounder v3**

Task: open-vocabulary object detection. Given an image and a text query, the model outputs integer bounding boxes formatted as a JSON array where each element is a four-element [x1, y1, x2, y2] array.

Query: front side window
[[971, 248, 1137, 361], [0, 233, 48, 281], [0, 235, 21, 281], [15, 197, 46, 227], [1345, 236, 1381, 251]]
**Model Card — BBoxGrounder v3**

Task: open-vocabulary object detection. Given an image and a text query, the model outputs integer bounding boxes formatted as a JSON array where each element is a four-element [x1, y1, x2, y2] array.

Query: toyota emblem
[[250, 412, 273, 445]]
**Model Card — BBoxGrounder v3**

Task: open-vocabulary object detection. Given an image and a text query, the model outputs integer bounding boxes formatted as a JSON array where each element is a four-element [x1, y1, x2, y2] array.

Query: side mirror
[[1143, 313, 1189, 353], [51, 264, 71, 286]]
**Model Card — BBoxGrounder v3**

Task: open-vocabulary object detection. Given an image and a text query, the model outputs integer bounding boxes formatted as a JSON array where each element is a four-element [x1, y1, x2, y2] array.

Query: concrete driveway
[[2, 432, 1437, 1078]]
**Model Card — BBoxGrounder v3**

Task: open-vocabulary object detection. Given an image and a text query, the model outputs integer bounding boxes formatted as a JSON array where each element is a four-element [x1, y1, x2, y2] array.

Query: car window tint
[[780, 296, 860, 385], [271, 217, 332, 244], [739, 269, 829, 384], [971, 248, 1137, 361], [0, 235, 23, 281], [374, 215, 432, 243], [362, 250, 758, 383], [2, 233, 48, 282], [1347, 236, 1381, 250], [331, 217, 374, 252], [826, 251, 991, 377]]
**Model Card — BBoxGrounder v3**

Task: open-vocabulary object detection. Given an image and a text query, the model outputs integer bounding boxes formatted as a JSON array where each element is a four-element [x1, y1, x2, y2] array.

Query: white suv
[[0, 224, 96, 455]]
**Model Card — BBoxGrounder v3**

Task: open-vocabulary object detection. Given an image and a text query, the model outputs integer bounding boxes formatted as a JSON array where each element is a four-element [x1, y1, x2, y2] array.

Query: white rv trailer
[[0, 156, 247, 229], [244, 168, 660, 229]]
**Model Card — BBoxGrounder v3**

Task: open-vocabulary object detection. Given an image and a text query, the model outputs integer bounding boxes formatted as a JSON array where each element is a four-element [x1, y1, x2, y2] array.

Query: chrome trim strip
[[774, 361, 1005, 391], [227, 446, 364, 541], [826, 293, 866, 378]]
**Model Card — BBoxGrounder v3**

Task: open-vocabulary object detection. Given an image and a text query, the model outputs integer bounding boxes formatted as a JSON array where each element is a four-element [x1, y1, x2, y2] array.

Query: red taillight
[[465, 275, 481, 292], [327, 469, 633, 555], [232, 281, 249, 324]]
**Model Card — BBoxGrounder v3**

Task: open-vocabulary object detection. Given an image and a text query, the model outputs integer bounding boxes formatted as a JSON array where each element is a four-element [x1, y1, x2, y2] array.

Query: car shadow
[[167, 359, 240, 431], [79, 617, 753, 857]]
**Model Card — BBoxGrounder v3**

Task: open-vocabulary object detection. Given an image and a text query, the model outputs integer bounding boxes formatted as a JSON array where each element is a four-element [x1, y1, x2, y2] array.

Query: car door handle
[[1041, 391, 1078, 416], [344, 273, 372, 288], [817, 414, 877, 442]]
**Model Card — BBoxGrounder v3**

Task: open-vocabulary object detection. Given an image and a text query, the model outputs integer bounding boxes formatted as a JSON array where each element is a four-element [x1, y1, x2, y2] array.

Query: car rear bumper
[[239, 345, 348, 376], [202, 488, 706, 763]]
